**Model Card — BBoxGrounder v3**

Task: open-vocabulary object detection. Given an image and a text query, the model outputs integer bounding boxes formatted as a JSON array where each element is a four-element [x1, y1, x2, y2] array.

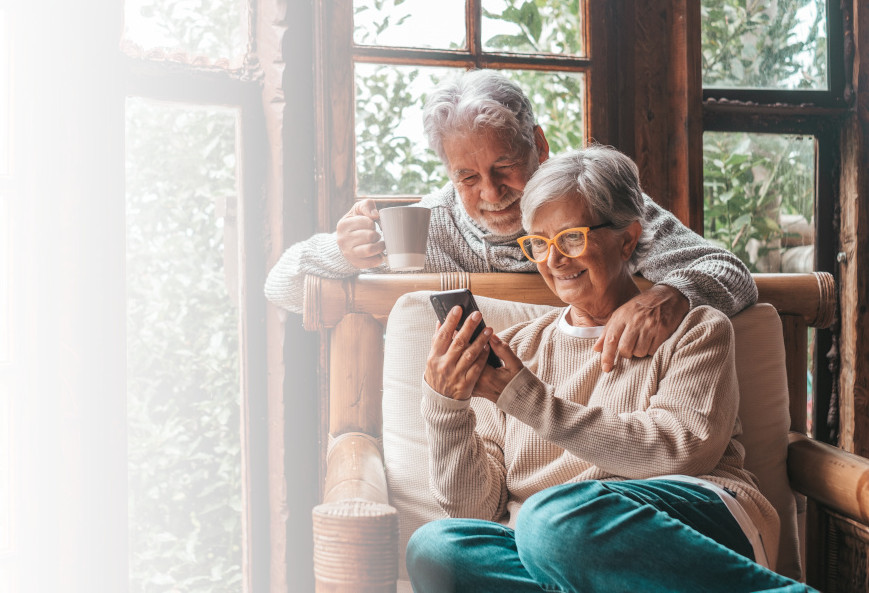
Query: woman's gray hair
[[423, 69, 539, 164], [520, 145, 651, 266]]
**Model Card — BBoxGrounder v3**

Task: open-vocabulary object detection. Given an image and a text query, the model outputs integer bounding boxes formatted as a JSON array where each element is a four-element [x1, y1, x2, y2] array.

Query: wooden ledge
[[303, 272, 836, 330]]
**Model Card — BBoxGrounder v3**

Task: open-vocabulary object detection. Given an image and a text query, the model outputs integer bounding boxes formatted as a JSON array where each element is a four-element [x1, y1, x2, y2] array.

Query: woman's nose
[[545, 243, 564, 266]]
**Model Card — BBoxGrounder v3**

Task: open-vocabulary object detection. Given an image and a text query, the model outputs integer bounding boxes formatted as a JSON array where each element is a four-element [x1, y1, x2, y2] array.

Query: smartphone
[[429, 289, 503, 368]]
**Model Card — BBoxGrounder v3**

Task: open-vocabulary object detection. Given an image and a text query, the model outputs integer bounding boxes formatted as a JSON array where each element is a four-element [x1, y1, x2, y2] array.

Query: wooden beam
[[838, 0, 869, 456]]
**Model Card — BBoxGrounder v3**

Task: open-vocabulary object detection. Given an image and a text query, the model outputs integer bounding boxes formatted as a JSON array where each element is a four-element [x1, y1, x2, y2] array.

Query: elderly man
[[264, 69, 757, 371]]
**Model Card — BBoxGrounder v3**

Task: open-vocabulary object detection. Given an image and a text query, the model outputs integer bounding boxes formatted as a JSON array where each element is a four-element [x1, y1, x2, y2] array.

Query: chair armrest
[[787, 432, 869, 524], [313, 433, 399, 593], [323, 432, 390, 504]]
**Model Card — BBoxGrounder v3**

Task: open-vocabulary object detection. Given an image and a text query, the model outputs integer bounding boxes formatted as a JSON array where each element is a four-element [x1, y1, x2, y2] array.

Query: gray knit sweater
[[264, 184, 758, 315]]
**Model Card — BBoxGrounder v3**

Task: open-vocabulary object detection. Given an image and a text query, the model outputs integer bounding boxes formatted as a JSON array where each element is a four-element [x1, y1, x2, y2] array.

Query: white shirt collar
[[557, 307, 605, 338]]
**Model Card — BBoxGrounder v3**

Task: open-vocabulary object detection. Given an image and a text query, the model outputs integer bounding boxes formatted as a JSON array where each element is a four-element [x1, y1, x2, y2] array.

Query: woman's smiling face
[[529, 198, 640, 325]]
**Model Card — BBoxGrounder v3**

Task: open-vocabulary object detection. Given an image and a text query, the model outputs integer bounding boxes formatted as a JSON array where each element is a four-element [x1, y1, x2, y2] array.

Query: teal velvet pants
[[406, 480, 817, 593]]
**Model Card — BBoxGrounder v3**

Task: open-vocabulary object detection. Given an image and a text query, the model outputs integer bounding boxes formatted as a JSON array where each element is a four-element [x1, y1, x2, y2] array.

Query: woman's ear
[[620, 221, 643, 260]]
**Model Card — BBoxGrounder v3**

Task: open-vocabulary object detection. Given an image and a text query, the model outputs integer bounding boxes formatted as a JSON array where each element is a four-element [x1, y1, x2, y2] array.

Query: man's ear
[[534, 126, 550, 164], [621, 221, 643, 260]]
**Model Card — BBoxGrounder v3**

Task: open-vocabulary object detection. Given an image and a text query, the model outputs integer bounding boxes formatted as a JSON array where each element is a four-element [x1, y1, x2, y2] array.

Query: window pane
[[355, 66, 585, 197], [353, 0, 465, 49], [703, 132, 815, 273], [701, 0, 827, 90], [499, 69, 585, 156], [483, 0, 586, 56], [125, 98, 243, 593], [123, 0, 247, 66], [355, 64, 456, 195]]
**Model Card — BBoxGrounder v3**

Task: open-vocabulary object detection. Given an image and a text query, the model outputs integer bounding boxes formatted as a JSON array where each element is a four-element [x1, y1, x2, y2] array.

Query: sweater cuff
[[655, 277, 701, 310], [318, 235, 370, 274], [421, 378, 473, 413], [496, 367, 543, 418]]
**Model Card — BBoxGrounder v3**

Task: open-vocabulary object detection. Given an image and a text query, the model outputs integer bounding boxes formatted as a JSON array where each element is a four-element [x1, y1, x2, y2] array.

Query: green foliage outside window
[[355, 65, 450, 195], [701, 0, 826, 89], [354, 1, 585, 196], [126, 100, 242, 593], [701, 0, 825, 272], [703, 132, 814, 271], [482, 0, 584, 55]]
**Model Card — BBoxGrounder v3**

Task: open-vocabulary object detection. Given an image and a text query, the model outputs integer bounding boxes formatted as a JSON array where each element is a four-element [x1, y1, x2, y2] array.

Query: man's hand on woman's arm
[[594, 284, 690, 373]]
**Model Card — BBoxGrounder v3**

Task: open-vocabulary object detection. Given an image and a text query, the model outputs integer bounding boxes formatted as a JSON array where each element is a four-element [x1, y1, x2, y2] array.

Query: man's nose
[[479, 177, 506, 203]]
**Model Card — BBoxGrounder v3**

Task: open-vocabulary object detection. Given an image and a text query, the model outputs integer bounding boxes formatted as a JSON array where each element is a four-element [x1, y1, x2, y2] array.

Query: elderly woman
[[407, 146, 815, 592]]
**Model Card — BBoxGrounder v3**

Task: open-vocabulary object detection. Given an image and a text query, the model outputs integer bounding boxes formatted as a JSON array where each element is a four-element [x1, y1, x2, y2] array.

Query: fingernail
[[483, 328, 492, 336], [602, 362, 612, 373], [471, 311, 481, 320]]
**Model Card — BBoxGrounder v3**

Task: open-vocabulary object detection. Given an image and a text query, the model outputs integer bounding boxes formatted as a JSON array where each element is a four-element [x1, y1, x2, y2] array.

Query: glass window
[[354, 0, 466, 49], [125, 98, 243, 593], [701, 0, 827, 90], [500, 69, 585, 156], [355, 64, 456, 196], [482, 0, 586, 56], [703, 132, 815, 273], [123, 0, 248, 66]]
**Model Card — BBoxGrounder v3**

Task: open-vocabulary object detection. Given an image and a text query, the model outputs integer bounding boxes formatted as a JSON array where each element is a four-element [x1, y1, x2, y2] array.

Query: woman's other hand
[[472, 333, 524, 403], [424, 307, 493, 400]]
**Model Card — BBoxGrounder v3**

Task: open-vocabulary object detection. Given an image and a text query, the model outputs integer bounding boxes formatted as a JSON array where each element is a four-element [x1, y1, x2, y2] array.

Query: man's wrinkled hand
[[594, 284, 690, 372], [336, 198, 386, 269]]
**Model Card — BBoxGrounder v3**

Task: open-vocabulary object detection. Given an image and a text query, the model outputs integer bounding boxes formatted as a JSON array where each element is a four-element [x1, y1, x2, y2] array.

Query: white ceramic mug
[[378, 206, 431, 271]]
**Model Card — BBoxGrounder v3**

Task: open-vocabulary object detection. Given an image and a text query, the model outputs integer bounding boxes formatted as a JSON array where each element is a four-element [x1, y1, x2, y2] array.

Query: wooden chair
[[303, 271, 869, 593]]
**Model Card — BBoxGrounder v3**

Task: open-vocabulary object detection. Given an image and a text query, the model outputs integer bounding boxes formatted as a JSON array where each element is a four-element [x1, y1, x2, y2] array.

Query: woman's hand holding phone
[[425, 289, 525, 403], [424, 305, 494, 401]]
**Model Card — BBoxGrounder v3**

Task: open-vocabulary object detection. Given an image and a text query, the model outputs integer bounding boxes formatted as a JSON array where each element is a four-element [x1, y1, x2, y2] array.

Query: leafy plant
[[126, 99, 242, 593], [355, 65, 447, 195], [703, 132, 814, 271], [701, 0, 827, 88], [483, 0, 583, 56]]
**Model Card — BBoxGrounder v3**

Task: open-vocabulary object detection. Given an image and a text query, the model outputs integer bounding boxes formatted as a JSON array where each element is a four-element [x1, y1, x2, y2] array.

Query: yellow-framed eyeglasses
[[517, 222, 614, 263]]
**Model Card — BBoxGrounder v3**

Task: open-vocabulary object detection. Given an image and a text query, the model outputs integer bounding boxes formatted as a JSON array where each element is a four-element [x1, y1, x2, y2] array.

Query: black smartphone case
[[429, 289, 503, 368]]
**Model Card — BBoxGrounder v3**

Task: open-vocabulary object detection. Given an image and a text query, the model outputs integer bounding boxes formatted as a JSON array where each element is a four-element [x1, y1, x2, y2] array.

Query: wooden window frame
[[121, 16, 274, 593], [314, 0, 620, 230], [699, 0, 848, 444]]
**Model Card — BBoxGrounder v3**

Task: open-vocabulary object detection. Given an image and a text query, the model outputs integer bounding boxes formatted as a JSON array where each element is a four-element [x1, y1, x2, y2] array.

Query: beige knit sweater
[[420, 305, 780, 562]]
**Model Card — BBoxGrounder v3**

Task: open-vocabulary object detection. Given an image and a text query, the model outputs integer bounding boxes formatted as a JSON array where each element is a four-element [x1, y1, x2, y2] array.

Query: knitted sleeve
[[263, 232, 385, 314], [419, 381, 510, 521], [498, 307, 740, 480], [636, 195, 758, 316]]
